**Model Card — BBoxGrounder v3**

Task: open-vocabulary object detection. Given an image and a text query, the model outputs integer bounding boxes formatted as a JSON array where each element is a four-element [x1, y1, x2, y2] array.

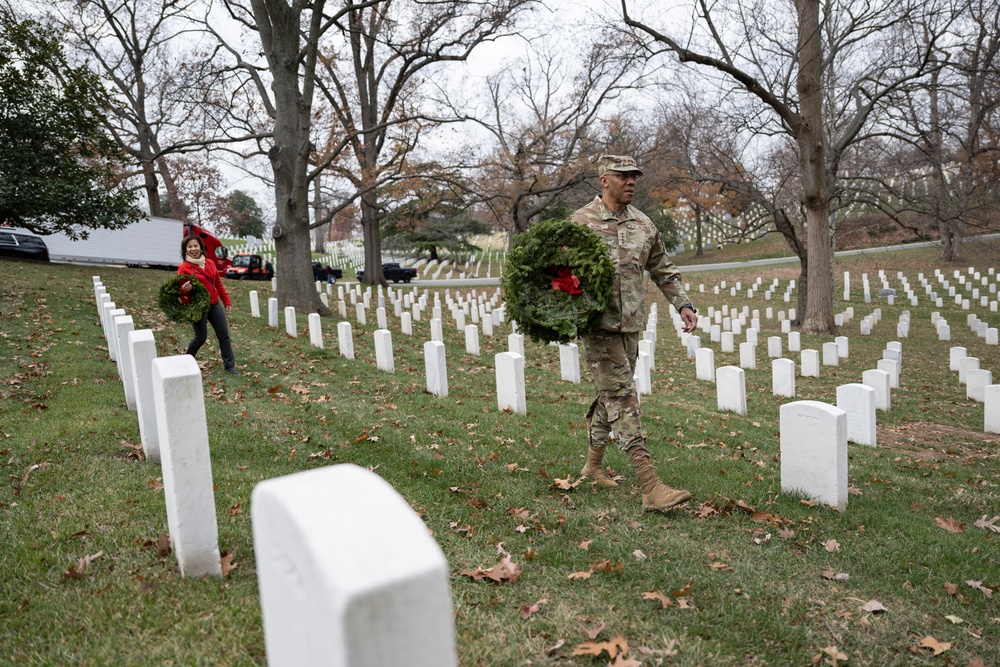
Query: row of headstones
[[685, 313, 998, 437], [95, 276, 460, 665], [687, 334, 891, 442], [93, 277, 222, 578], [250, 280, 566, 413], [934, 311, 1000, 347], [696, 277, 799, 302], [690, 266, 999, 314]]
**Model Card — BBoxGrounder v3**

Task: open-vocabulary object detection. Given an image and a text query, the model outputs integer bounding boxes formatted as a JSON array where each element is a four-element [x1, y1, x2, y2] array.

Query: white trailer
[[35, 216, 187, 268]]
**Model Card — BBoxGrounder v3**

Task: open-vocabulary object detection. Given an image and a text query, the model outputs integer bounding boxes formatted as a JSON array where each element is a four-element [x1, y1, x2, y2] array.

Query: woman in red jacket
[[179, 235, 239, 374]]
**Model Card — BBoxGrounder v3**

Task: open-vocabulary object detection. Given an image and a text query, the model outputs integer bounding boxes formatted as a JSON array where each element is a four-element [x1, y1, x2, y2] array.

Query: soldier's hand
[[680, 306, 698, 333]]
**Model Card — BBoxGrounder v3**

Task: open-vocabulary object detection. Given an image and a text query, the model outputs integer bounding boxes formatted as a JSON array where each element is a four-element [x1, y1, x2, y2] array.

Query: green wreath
[[157, 274, 211, 324], [502, 218, 614, 343]]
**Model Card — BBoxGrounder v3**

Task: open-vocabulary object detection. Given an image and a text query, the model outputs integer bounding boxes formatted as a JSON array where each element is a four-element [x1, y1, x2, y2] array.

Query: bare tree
[[217, 0, 530, 304], [462, 38, 646, 245], [311, 0, 533, 285], [53, 0, 253, 217], [621, 0, 948, 333], [857, 0, 1000, 261]]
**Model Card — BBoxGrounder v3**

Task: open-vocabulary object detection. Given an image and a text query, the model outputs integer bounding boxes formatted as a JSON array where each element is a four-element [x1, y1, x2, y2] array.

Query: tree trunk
[[313, 178, 328, 253], [695, 204, 704, 256], [939, 220, 954, 261], [951, 222, 964, 262], [772, 208, 808, 325], [794, 0, 835, 335], [252, 0, 330, 317], [360, 197, 385, 286]]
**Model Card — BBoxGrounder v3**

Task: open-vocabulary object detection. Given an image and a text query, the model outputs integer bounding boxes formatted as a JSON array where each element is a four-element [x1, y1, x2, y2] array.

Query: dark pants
[[187, 302, 236, 369]]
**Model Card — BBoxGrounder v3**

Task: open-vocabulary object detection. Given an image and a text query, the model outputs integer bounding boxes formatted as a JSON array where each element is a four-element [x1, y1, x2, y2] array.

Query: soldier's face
[[601, 171, 639, 209]]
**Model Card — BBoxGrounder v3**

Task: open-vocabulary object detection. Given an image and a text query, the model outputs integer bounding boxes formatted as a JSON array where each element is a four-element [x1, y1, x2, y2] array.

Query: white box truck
[[10, 217, 231, 272]]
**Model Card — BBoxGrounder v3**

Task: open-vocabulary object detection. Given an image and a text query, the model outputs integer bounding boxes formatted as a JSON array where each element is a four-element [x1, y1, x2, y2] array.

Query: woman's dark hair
[[181, 235, 205, 259]]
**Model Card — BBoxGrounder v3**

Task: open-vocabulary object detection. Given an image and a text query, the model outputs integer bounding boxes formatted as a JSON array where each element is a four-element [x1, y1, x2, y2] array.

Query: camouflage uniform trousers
[[582, 330, 645, 452]]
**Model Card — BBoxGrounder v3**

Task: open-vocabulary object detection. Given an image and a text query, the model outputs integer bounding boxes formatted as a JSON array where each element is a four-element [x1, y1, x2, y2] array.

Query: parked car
[[226, 253, 274, 280], [356, 262, 418, 283], [312, 262, 344, 283], [0, 231, 49, 262]]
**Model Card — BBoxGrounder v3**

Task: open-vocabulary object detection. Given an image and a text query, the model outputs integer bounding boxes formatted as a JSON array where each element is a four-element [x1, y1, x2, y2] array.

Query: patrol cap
[[597, 154, 643, 177]]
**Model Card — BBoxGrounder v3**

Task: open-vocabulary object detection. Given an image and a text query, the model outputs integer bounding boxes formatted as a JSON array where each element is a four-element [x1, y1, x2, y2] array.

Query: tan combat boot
[[628, 443, 691, 512], [580, 446, 618, 488]]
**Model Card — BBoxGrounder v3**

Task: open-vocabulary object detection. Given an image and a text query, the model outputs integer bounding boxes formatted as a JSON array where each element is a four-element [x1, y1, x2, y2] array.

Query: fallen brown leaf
[[824, 539, 841, 553], [460, 556, 521, 584], [934, 516, 964, 533], [641, 590, 673, 608], [63, 551, 103, 581], [861, 600, 888, 614], [220, 551, 237, 578], [572, 633, 628, 659], [520, 598, 547, 620], [916, 636, 951, 656], [973, 515, 999, 534], [965, 580, 993, 598], [820, 570, 850, 582], [581, 620, 607, 640], [815, 645, 848, 666], [551, 477, 582, 491]]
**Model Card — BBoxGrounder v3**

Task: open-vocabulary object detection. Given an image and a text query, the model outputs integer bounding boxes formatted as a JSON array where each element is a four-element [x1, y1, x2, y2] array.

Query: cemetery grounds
[[0, 242, 997, 667]]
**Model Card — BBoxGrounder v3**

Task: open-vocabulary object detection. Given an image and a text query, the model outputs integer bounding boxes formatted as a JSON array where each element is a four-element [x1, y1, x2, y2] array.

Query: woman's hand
[[180, 280, 193, 293], [225, 304, 232, 313]]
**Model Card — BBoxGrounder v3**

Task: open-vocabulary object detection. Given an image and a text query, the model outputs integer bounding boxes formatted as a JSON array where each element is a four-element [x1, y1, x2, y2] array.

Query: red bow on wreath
[[549, 265, 582, 295], [178, 278, 192, 305]]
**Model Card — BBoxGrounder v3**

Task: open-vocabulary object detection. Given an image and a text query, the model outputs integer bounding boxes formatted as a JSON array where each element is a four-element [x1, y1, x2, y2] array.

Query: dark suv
[[0, 231, 49, 261]]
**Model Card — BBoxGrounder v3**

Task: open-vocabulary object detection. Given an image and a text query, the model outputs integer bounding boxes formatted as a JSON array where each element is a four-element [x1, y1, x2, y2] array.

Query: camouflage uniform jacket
[[572, 196, 693, 333]]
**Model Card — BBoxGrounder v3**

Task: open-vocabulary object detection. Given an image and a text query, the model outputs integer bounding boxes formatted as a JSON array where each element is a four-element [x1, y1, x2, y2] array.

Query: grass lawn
[[1, 244, 997, 666]]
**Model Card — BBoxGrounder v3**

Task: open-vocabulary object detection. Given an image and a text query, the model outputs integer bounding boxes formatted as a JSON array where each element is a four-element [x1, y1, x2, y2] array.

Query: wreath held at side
[[501, 218, 614, 344]]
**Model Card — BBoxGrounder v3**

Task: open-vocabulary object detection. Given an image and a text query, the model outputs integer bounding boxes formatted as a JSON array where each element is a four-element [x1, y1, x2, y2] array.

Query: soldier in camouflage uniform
[[572, 155, 699, 512]]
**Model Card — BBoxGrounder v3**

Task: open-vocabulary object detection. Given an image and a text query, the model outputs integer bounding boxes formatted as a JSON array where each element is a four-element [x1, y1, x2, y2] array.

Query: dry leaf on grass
[[220, 551, 238, 578], [824, 539, 841, 553], [581, 620, 608, 640], [551, 477, 582, 491], [935, 516, 965, 533], [572, 633, 628, 659], [641, 590, 673, 608], [861, 600, 888, 614], [973, 515, 999, 534], [519, 598, 547, 619], [63, 551, 103, 580], [545, 639, 565, 656], [965, 580, 993, 597], [916, 636, 951, 656], [460, 556, 521, 584], [814, 645, 848, 666], [820, 570, 850, 582]]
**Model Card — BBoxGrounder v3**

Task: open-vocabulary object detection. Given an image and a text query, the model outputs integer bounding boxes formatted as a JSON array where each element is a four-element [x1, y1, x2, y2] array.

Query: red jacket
[[178, 260, 231, 307]]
